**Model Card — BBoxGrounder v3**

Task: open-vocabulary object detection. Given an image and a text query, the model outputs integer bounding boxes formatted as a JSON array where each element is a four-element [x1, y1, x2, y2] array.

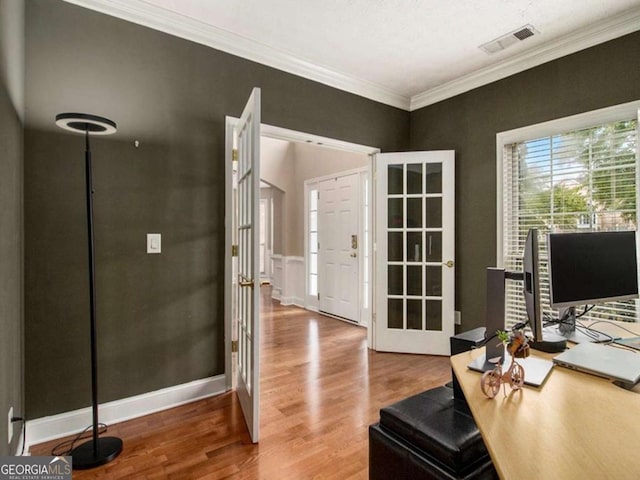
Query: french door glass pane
[[425, 198, 442, 228], [406, 266, 422, 296], [388, 165, 403, 194], [407, 300, 422, 330], [426, 300, 443, 330], [388, 198, 403, 228], [425, 266, 442, 296], [407, 232, 422, 262], [425, 232, 442, 262], [388, 299, 403, 329], [425, 163, 443, 193], [407, 163, 423, 194], [388, 232, 403, 261], [407, 198, 422, 228], [388, 265, 403, 295]]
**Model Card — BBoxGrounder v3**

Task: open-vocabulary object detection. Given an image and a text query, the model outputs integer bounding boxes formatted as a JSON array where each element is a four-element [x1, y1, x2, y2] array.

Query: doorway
[[259, 135, 373, 321]]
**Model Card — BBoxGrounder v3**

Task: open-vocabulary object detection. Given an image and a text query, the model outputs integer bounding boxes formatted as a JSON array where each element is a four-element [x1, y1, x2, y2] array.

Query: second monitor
[[547, 230, 639, 343]]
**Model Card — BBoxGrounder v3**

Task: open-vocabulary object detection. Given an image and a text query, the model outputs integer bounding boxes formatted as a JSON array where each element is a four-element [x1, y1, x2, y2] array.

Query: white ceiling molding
[[64, 0, 640, 113], [62, 0, 410, 110], [410, 8, 640, 111]]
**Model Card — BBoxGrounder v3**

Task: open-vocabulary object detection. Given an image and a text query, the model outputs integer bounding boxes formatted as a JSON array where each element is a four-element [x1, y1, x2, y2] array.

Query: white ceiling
[[67, 0, 640, 110]]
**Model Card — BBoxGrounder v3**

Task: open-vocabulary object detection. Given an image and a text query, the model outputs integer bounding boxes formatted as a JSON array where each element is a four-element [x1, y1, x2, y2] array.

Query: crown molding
[[409, 7, 640, 111], [64, 1, 640, 113], [62, 0, 410, 110]]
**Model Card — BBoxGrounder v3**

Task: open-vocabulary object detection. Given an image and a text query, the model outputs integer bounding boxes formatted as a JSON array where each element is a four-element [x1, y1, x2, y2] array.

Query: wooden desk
[[451, 323, 640, 480]]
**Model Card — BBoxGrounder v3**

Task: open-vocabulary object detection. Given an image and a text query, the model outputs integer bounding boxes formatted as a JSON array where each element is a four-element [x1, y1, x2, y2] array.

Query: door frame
[[224, 118, 379, 388]]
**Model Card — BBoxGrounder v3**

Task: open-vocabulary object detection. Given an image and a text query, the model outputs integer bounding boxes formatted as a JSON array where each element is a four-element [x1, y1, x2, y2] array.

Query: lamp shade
[[55, 113, 117, 135]]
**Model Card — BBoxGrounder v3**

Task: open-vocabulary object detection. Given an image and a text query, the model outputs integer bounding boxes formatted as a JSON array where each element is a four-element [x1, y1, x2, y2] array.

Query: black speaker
[[485, 267, 507, 363], [450, 327, 486, 399]]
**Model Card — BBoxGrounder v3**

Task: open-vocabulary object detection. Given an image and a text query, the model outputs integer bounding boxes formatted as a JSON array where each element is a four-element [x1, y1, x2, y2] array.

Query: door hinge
[[232, 149, 238, 162], [232, 244, 238, 257], [317, 292, 320, 300], [231, 340, 238, 353]]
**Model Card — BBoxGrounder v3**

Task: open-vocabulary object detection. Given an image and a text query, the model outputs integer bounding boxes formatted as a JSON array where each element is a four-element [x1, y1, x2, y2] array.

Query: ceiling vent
[[480, 24, 538, 54]]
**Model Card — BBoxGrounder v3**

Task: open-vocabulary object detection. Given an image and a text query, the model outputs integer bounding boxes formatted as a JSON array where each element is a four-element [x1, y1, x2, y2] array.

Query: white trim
[[25, 375, 226, 450], [224, 116, 234, 392], [63, 1, 640, 112], [410, 8, 640, 111], [62, 0, 409, 110], [304, 166, 368, 185], [496, 100, 640, 265], [261, 124, 380, 155]]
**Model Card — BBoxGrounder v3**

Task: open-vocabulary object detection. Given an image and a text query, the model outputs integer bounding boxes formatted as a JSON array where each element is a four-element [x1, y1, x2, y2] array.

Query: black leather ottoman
[[369, 385, 497, 480]]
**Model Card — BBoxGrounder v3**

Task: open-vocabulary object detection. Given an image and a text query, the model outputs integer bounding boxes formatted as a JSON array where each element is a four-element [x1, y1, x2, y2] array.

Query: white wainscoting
[[282, 256, 305, 307], [271, 254, 283, 300], [270, 255, 305, 307], [25, 375, 226, 452]]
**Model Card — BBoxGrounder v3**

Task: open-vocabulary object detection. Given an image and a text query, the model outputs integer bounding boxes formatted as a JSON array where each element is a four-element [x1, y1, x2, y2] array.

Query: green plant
[[496, 330, 510, 344]]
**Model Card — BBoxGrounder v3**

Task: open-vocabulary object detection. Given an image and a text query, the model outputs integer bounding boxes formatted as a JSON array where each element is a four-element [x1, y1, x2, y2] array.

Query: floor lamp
[[55, 113, 123, 469]]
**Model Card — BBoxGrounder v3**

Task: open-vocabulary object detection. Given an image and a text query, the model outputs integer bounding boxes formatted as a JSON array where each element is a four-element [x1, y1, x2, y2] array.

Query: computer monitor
[[523, 229, 566, 352], [547, 231, 638, 342], [549, 230, 639, 308], [523, 229, 542, 341]]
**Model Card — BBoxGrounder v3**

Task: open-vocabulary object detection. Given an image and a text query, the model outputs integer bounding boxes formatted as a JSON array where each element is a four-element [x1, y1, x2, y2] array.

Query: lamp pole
[[55, 113, 123, 469]]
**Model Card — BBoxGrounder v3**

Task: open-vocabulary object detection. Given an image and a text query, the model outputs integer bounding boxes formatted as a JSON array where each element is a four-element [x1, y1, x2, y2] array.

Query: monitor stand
[[529, 330, 567, 353], [547, 307, 612, 343]]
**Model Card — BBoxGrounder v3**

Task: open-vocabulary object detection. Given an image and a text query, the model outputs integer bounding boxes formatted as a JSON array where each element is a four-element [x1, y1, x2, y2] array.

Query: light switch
[[147, 233, 161, 254]]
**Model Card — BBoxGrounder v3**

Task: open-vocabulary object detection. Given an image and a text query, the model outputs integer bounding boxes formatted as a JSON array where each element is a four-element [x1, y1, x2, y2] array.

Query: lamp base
[[71, 436, 123, 470]]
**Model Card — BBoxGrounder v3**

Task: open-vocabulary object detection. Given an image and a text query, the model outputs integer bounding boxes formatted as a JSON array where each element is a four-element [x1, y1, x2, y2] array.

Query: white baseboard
[[280, 296, 305, 308], [25, 374, 227, 449]]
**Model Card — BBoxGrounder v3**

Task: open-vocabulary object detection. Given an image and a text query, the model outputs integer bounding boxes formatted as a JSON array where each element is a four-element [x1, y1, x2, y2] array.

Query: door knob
[[445, 260, 454, 268], [350, 252, 357, 258]]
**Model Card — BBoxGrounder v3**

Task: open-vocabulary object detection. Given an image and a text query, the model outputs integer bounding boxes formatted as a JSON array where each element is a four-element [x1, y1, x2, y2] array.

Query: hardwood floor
[[32, 287, 452, 478]]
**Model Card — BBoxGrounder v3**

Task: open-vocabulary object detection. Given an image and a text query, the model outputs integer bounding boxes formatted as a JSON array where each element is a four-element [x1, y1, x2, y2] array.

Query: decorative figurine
[[480, 329, 528, 398]]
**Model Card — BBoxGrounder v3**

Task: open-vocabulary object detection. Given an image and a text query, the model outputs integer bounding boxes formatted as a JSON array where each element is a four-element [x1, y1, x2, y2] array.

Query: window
[[259, 199, 267, 275], [363, 176, 369, 309], [502, 116, 639, 327], [308, 188, 319, 296]]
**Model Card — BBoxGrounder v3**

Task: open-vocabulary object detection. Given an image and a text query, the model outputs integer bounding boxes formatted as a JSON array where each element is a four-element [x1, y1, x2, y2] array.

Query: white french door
[[375, 151, 455, 355], [318, 173, 360, 321], [236, 88, 261, 442]]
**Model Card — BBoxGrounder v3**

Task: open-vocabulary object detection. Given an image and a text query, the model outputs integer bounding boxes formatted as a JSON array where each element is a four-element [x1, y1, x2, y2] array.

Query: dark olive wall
[[24, 1, 409, 418], [0, 0, 24, 457], [410, 31, 640, 331]]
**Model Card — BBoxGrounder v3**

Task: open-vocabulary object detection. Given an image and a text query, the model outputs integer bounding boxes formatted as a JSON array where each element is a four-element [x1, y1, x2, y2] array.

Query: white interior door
[[318, 173, 360, 321], [236, 87, 261, 442], [375, 151, 455, 355]]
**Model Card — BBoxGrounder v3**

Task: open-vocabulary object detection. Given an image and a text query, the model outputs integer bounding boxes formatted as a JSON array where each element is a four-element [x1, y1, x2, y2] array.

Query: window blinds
[[503, 119, 638, 327]]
